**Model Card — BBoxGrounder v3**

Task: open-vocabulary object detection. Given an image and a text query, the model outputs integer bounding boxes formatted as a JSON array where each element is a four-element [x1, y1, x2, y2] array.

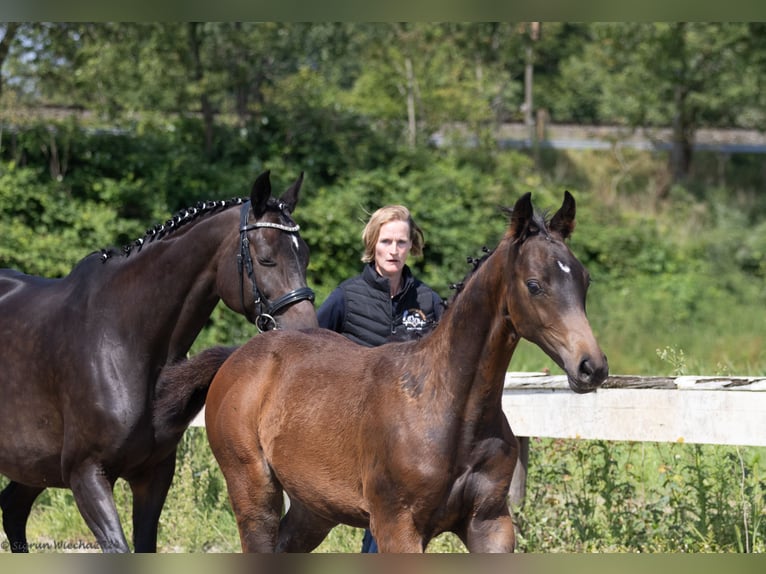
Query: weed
[[515, 438, 766, 553], [656, 346, 687, 376]]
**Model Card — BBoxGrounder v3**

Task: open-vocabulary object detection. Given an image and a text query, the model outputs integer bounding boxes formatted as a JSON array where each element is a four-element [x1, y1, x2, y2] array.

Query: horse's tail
[[153, 345, 237, 438]]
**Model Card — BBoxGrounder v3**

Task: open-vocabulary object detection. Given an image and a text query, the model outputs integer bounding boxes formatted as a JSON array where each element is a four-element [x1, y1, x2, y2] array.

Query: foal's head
[[505, 191, 608, 393]]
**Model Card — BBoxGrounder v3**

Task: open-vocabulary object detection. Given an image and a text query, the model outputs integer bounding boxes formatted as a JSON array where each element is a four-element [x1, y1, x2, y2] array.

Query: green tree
[[0, 23, 21, 97], [343, 23, 524, 150], [529, 22, 597, 124], [557, 23, 757, 188]]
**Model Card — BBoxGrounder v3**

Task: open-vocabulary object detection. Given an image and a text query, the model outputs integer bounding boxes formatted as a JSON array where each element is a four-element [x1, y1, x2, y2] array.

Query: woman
[[317, 204, 444, 552]]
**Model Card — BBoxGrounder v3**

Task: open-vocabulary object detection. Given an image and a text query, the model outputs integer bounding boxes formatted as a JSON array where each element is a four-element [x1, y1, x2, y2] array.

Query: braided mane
[[446, 246, 494, 305], [99, 197, 246, 261]]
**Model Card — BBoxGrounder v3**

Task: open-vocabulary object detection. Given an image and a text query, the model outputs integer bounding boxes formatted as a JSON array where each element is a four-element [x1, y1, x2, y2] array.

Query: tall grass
[[4, 430, 762, 553], [515, 439, 765, 553]]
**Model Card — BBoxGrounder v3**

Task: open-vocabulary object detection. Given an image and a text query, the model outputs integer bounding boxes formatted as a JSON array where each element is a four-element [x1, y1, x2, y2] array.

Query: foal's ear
[[279, 172, 304, 214], [250, 170, 272, 218], [549, 190, 576, 240], [508, 192, 535, 242]]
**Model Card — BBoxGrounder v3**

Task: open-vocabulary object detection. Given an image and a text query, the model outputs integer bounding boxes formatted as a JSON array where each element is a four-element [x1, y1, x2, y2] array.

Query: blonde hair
[[361, 205, 425, 263]]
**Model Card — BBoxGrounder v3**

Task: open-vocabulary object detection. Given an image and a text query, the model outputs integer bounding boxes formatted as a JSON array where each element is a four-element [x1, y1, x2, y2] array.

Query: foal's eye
[[526, 280, 543, 296], [257, 257, 277, 267]]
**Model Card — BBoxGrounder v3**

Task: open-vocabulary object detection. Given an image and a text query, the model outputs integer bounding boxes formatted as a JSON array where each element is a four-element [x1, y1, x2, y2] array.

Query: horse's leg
[[68, 463, 129, 553], [0, 482, 44, 553], [128, 451, 177, 552], [275, 498, 337, 552], [370, 512, 426, 553], [222, 460, 283, 552], [459, 423, 518, 553], [460, 506, 516, 553]]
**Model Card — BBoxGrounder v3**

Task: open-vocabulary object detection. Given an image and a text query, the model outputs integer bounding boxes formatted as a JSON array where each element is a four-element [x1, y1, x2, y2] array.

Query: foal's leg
[[459, 422, 518, 552], [458, 471, 517, 553], [222, 460, 283, 552], [461, 506, 516, 553], [275, 498, 337, 552], [0, 482, 44, 552], [370, 511, 427, 553], [68, 462, 130, 552], [128, 451, 177, 552]]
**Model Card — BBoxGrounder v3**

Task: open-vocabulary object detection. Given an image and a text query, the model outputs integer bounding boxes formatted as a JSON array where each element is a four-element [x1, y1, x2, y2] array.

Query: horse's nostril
[[579, 354, 609, 386], [579, 356, 594, 379]]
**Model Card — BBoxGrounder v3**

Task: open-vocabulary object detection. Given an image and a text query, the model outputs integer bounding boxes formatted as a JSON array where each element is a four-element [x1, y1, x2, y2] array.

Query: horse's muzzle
[[567, 353, 609, 394]]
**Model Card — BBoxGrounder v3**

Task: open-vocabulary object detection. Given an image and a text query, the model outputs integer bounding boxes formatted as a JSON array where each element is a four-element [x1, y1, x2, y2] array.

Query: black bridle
[[238, 201, 315, 332]]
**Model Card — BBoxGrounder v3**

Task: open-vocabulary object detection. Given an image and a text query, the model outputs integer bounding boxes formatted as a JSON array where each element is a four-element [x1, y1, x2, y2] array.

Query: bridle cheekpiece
[[237, 200, 315, 332]]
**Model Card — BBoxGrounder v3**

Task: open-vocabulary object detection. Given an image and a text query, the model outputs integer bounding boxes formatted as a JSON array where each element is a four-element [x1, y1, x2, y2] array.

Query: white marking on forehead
[[291, 235, 300, 252], [557, 260, 571, 274]]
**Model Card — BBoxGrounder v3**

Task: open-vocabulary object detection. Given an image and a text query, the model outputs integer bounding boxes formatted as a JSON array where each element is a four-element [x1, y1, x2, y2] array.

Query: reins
[[237, 201, 315, 331]]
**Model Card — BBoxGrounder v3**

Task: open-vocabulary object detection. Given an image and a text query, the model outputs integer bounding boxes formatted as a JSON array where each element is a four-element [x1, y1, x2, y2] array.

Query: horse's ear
[[250, 170, 272, 217], [550, 190, 576, 240], [508, 192, 534, 242], [279, 171, 304, 214]]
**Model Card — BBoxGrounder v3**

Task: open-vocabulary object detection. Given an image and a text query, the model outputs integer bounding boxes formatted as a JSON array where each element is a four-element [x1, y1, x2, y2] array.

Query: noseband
[[238, 201, 315, 332]]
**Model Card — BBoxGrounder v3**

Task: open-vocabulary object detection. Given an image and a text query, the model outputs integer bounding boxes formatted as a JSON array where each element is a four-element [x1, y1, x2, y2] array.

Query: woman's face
[[374, 220, 412, 280]]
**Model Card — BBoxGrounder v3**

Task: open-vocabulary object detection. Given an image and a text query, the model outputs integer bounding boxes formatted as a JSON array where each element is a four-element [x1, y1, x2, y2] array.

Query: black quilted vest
[[340, 264, 439, 347]]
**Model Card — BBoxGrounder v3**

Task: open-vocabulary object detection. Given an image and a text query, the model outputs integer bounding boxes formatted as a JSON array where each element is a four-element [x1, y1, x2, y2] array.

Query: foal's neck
[[433, 238, 518, 408]]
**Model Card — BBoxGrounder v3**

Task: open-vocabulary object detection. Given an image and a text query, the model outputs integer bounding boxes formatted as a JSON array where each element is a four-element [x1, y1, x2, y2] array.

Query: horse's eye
[[257, 257, 277, 267], [526, 280, 543, 296]]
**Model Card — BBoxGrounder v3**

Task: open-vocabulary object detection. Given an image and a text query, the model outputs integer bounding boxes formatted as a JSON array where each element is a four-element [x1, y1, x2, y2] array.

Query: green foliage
[[154, 431, 240, 552], [2, 118, 765, 370], [301, 146, 552, 303], [733, 219, 766, 279], [0, 161, 141, 276], [258, 66, 396, 183], [553, 23, 758, 129], [516, 439, 766, 553]]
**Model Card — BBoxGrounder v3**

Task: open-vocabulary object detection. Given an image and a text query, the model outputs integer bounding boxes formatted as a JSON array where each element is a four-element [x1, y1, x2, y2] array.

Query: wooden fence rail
[[501, 372, 766, 505], [501, 372, 766, 447]]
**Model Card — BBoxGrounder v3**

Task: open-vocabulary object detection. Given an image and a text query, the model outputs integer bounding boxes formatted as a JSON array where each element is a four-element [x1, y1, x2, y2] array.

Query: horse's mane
[[99, 196, 247, 262], [445, 206, 552, 306], [446, 246, 494, 305]]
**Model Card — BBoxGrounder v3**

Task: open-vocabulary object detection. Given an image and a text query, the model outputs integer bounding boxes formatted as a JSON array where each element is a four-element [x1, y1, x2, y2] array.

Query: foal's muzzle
[[567, 353, 609, 394]]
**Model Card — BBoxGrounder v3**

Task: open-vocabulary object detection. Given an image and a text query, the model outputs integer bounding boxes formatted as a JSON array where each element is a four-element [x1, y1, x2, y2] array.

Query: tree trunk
[[405, 56, 416, 148], [187, 23, 215, 157], [232, 22, 249, 125], [0, 23, 21, 96], [667, 22, 694, 190], [668, 83, 694, 189]]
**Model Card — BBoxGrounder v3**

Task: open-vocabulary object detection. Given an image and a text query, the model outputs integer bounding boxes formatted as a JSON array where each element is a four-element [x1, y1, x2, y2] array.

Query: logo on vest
[[401, 308, 428, 331]]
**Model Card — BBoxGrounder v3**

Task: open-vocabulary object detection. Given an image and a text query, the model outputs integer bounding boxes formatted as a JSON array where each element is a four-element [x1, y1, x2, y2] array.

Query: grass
[[516, 439, 765, 553], [4, 432, 762, 553]]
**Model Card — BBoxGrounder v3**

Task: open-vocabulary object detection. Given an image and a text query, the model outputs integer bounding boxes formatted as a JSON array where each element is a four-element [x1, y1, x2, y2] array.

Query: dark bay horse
[[0, 171, 318, 552], [168, 190, 608, 552]]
